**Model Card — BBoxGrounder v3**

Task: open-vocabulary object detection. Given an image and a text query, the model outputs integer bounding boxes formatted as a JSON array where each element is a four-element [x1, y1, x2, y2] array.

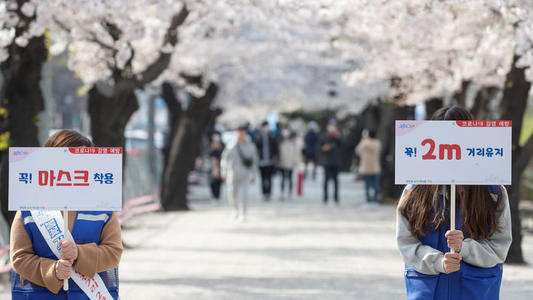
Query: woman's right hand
[[443, 252, 462, 273], [55, 259, 73, 280]]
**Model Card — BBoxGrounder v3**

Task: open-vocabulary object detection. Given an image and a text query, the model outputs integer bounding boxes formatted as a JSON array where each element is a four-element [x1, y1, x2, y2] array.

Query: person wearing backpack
[[396, 106, 512, 300], [222, 125, 259, 222]]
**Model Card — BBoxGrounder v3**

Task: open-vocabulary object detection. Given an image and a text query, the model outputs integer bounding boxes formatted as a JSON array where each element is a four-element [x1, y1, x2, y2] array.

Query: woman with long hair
[[396, 106, 512, 300]]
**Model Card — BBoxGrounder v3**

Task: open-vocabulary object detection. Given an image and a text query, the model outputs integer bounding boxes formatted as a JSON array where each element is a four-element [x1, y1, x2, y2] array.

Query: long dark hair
[[398, 106, 501, 239]]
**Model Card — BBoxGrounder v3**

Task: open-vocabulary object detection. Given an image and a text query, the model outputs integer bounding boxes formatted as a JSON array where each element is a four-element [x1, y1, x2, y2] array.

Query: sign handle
[[63, 208, 69, 291], [450, 184, 456, 253]]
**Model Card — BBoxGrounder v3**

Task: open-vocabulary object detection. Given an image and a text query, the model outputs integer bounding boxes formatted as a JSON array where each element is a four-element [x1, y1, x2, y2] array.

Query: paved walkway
[[2, 174, 533, 299], [118, 175, 533, 299]]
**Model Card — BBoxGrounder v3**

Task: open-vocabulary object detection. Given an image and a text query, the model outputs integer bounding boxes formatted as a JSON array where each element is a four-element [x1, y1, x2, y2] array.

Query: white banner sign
[[395, 120, 512, 185], [9, 147, 122, 211]]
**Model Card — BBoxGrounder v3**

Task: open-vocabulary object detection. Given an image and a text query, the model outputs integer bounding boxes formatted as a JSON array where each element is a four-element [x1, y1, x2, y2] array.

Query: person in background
[[396, 106, 512, 300], [272, 121, 283, 142], [321, 124, 341, 204], [303, 121, 320, 180], [278, 129, 300, 200], [209, 133, 225, 201], [10, 130, 122, 299], [222, 125, 259, 222], [255, 121, 279, 201], [355, 129, 382, 204]]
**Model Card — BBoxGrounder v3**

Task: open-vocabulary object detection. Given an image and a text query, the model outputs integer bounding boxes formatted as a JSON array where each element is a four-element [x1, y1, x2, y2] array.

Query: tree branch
[[187, 82, 219, 116], [180, 72, 203, 88], [88, 32, 117, 53], [110, 5, 189, 95], [124, 42, 135, 70], [102, 20, 123, 42], [137, 5, 190, 86], [52, 17, 71, 34]]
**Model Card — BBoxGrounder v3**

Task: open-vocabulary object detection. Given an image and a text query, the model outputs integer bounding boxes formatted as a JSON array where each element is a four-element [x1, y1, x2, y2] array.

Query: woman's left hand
[[445, 230, 464, 252], [60, 240, 78, 261]]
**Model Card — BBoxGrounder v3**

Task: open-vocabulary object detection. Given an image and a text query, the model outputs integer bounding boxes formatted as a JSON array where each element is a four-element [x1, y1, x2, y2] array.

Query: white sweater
[[396, 185, 512, 275], [279, 138, 300, 170], [221, 141, 259, 184]]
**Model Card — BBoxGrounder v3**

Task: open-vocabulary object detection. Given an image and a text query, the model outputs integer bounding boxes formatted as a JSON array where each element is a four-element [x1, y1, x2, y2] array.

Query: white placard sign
[[9, 147, 122, 211], [395, 120, 511, 185]]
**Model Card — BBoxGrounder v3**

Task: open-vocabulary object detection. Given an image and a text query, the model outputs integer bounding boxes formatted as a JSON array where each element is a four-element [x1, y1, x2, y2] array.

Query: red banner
[[68, 147, 123, 154], [456, 120, 512, 127]]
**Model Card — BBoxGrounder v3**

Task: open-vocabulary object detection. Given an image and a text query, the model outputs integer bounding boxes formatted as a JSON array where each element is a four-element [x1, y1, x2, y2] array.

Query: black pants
[[210, 178, 223, 200], [280, 168, 293, 195], [324, 165, 339, 202], [259, 165, 275, 199]]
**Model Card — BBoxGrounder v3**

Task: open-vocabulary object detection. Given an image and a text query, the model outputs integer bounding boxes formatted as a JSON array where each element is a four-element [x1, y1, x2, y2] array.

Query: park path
[[118, 175, 533, 300], [1, 174, 532, 299]]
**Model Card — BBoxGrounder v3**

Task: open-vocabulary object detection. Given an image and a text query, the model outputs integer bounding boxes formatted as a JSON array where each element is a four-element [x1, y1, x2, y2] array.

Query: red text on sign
[[421, 138, 461, 160]]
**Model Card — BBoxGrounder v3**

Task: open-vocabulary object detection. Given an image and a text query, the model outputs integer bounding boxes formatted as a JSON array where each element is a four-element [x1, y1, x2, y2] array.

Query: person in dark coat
[[303, 121, 320, 180], [321, 124, 341, 203], [255, 121, 279, 201], [208, 133, 225, 200]]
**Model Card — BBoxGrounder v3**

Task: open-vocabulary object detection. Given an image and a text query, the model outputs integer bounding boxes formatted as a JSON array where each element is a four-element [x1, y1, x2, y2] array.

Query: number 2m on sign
[[421, 138, 461, 160]]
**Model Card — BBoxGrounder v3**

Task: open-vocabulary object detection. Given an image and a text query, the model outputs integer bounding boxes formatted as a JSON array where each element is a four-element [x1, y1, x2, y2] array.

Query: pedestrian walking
[[255, 121, 279, 201], [396, 106, 512, 300], [209, 134, 225, 200], [222, 126, 259, 221], [278, 129, 300, 200], [10, 130, 122, 299], [355, 129, 382, 203], [303, 121, 320, 180], [321, 124, 341, 203]]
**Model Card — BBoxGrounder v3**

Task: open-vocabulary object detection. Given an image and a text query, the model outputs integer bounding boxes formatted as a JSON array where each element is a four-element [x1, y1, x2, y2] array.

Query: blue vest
[[404, 186, 503, 300], [12, 211, 119, 300]]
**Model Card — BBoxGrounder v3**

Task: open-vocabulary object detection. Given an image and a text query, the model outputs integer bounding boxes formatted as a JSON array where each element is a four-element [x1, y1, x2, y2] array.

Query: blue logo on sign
[[399, 123, 415, 129], [13, 150, 28, 156]]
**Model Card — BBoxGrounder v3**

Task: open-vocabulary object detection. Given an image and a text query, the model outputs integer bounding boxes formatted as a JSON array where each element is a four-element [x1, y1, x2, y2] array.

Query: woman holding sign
[[10, 130, 123, 299], [396, 106, 512, 300]]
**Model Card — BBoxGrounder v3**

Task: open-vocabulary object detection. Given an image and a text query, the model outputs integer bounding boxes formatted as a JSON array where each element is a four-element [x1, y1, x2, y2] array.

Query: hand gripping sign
[[31, 210, 114, 300], [395, 120, 512, 245], [9, 147, 122, 293]]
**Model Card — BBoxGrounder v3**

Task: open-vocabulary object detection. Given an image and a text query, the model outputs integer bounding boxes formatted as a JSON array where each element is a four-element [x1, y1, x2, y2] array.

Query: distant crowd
[[206, 120, 382, 221]]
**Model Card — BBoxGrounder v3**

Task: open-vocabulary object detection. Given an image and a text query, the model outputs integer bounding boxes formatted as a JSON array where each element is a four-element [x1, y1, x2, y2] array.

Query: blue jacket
[[12, 211, 119, 300], [404, 186, 503, 300]]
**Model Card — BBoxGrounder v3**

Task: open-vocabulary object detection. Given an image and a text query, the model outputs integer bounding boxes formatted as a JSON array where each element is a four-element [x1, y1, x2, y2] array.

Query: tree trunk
[[500, 55, 531, 264], [470, 86, 499, 119], [425, 97, 443, 119], [453, 80, 472, 107], [376, 101, 415, 201], [87, 86, 139, 149], [383, 103, 415, 200], [160, 82, 182, 179], [160, 83, 219, 211], [0, 35, 47, 226], [87, 86, 139, 196]]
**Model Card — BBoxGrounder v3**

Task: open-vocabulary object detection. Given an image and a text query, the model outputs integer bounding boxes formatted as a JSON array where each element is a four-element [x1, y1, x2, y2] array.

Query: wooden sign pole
[[63, 207, 69, 291], [450, 184, 456, 253]]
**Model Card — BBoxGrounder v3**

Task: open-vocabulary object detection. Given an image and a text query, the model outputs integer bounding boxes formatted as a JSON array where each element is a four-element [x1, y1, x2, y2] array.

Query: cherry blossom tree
[[0, 0, 46, 225], [0, 0, 532, 260], [332, 0, 532, 263]]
